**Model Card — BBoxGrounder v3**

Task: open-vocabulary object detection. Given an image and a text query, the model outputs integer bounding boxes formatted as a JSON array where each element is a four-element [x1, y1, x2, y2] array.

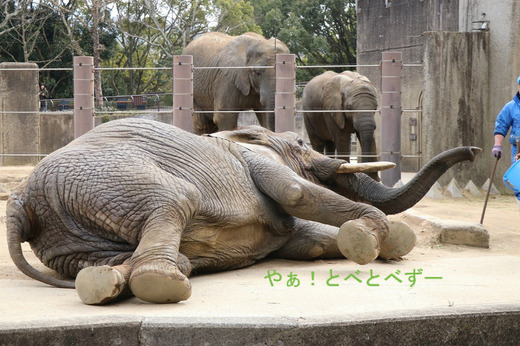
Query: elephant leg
[[273, 219, 415, 263], [193, 112, 218, 135], [129, 197, 198, 304], [324, 142, 336, 158], [255, 111, 275, 131], [334, 134, 351, 161], [111, 174, 200, 304], [75, 260, 133, 305], [379, 220, 416, 260], [271, 220, 342, 260], [214, 111, 239, 131], [75, 251, 194, 305], [244, 151, 389, 265]]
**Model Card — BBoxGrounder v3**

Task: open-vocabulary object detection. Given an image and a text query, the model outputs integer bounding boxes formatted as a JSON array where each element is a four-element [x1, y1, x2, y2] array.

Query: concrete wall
[[0, 63, 40, 165], [39, 112, 75, 155], [458, 0, 520, 191], [423, 31, 490, 186], [357, 0, 520, 194], [357, 0, 459, 172]]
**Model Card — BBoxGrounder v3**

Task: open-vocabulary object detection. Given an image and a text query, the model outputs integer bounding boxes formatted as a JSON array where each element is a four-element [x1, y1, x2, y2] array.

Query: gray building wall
[[357, 0, 459, 172], [458, 0, 520, 190], [423, 31, 489, 186], [357, 0, 520, 193]]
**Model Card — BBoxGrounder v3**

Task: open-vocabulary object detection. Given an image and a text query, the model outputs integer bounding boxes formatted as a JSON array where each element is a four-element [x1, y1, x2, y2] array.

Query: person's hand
[[515, 153, 520, 161], [492, 145, 502, 159]]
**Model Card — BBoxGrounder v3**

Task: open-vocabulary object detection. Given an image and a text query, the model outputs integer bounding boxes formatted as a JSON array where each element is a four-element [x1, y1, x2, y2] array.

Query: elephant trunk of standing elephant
[[358, 130, 377, 163], [324, 146, 481, 215], [258, 89, 275, 130]]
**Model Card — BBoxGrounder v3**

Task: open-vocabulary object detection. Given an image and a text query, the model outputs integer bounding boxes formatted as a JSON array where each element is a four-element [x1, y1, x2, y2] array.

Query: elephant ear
[[208, 126, 285, 163], [322, 76, 349, 129], [209, 126, 270, 146], [215, 35, 253, 96]]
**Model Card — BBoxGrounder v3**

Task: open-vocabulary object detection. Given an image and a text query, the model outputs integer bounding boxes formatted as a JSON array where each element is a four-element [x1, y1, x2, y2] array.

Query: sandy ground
[[1, 166, 518, 282]]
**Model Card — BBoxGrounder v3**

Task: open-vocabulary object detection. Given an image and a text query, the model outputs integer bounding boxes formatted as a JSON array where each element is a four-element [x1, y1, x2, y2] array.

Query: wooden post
[[73, 56, 95, 138], [173, 55, 193, 132], [380, 51, 402, 187], [275, 54, 296, 132]]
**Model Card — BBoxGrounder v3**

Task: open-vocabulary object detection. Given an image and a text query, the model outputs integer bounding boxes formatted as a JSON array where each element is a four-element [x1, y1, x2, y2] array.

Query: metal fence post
[[275, 54, 296, 133], [380, 51, 402, 187], [173, 55, 193, 132], [73, 56, 94, 138]]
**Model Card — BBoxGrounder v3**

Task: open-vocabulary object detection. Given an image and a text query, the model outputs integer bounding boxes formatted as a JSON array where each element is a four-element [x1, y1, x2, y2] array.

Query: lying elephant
[[182, 32, 289, 134], [6, 119, 481, 305], [303, 71, 378, 168]]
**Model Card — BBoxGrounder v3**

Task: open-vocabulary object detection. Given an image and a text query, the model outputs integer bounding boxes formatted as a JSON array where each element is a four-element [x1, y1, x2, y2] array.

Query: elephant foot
[[75, 265, 131, 305], [337, 219, 381, 265], [379, 221, 416, 260], [129, 263, 191, 304]]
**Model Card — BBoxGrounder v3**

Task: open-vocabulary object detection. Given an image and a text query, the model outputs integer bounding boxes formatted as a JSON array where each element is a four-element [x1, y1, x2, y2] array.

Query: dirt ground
[[1, 165, 519, 281]]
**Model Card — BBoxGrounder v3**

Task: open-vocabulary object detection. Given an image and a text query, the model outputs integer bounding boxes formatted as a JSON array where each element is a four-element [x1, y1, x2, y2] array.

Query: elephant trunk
[[258, 88, 276, 130], [327, 146, 481, 215], [352, 110, 377, 164], [358, 129, 376, 163]]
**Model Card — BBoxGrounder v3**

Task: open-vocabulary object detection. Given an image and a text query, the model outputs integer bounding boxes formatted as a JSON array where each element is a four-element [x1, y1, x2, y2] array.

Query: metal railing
[[1, 57, 424, 170]]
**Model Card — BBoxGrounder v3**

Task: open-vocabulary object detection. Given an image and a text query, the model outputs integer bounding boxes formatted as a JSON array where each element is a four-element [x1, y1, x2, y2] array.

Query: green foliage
[[210, 0, 261, 35], [0, 0, 357, 99], [249, 0, 357, 83]]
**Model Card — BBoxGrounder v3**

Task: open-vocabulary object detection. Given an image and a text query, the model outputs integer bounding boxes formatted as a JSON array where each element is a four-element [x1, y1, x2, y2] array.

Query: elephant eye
[[297, 139, 304, 146]]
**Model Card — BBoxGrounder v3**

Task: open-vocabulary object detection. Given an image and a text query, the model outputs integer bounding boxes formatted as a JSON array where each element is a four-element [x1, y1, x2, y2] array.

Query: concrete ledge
[[403, 209, 489, 248], [439, 221, 490, 248], [2, 307, 520, 345]]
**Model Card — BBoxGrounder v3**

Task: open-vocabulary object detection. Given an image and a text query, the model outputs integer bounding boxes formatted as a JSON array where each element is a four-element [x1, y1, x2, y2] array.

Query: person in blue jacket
[[492, 76, 520, 207]]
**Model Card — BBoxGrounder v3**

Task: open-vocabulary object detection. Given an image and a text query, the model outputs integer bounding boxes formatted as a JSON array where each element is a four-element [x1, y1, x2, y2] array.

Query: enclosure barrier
[[73, 56, 95, 138], [1, 55, 422, 182], [380, 52, 402, 187], [173, 55, 193, 132]]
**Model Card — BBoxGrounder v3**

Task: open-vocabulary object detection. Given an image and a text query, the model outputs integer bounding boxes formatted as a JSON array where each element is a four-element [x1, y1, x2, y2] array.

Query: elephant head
[[213, 126, 480, 215], [215, 33, 290, 130], [321, 71, 378, 164]]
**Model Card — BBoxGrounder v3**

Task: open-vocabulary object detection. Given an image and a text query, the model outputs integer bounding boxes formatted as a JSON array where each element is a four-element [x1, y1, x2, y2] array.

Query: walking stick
[[480, 156, 499, 224]]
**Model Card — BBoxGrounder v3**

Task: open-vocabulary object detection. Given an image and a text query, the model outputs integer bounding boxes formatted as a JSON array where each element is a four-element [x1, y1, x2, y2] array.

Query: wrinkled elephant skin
[[6, 119, 481, 304], [182, 32, 289, 134]]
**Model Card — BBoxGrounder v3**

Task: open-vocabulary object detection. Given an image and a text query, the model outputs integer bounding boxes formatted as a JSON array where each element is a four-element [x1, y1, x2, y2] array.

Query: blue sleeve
[[494, 102, 513, 137]]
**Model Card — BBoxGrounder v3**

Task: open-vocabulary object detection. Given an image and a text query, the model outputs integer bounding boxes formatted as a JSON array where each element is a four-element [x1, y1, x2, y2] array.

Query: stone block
[[439, 221, 490, 248]]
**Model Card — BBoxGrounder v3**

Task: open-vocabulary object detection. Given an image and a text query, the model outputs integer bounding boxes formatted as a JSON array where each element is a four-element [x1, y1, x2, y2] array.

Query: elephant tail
[[6, 191, 75, 289]]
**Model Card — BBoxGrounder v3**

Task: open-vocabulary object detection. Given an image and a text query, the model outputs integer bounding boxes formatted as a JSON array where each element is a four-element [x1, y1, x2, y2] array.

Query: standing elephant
[[7, 118, 481, 305], [182, 32, 290, 134], [303, 70, 379, 167]]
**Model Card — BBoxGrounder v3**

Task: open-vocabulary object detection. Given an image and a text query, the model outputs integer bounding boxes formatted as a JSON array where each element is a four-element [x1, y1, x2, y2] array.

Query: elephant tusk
[[337, 161, 396, 173]]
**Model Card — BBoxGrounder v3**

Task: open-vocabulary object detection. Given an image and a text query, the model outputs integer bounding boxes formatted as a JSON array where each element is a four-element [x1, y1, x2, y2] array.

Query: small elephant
[[303, 71, 379, 173], [182, 32, 290, 134], [6, 119, 481, 305]]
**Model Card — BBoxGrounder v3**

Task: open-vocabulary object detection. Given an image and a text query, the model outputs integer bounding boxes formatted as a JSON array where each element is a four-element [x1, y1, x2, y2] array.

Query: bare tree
[[46, 0, 115, 109], [0, 1, 54, 62], [0, 1, 21, 36]]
